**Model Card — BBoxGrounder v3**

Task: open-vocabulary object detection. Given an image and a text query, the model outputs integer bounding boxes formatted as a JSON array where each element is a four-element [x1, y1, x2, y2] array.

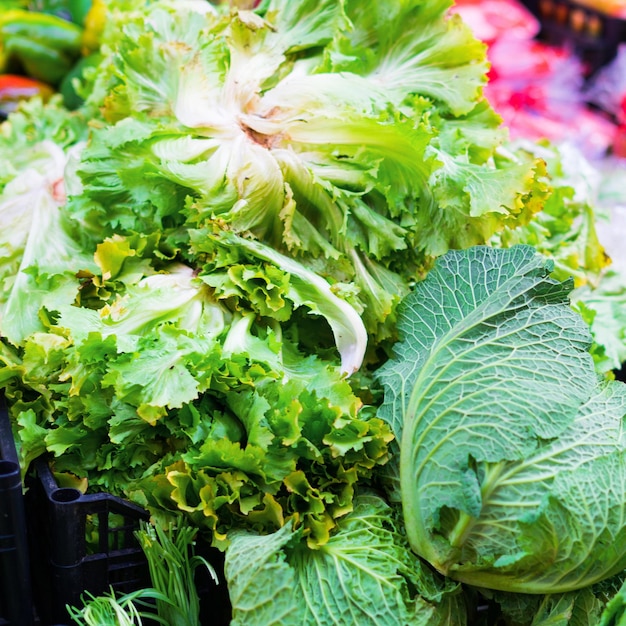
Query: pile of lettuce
[[2, 0, 626, 624], [69, 0, 549, 348]]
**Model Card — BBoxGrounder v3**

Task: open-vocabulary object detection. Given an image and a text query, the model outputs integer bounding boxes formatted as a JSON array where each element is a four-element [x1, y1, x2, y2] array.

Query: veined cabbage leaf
[[376, 245, 626, 594], [482, 572, 626, 626], [224, 493, 467, 626]]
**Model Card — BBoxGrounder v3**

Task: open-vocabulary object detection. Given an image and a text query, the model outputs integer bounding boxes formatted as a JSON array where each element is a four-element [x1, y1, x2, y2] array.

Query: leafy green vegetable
[[376, 245, 626, 594], [67, 588, 170, 626], [64, 0, 547, 347], [480, 572, 626, 626], [598, 578, 626, 626], [2, 0, 611, 623], [0, 96, 93, 345], [571, 270, 626, 376], [68, 517, 217, 626], [224, 492, 466, 626], [492, 141, 608, 290], [198, 231, 368, 375], [1, 0, 548, 561], [136, 520, 217, 626], [491, 141, 622, 375], [2, 233, 392, 546], [491, 589, 606, 626]]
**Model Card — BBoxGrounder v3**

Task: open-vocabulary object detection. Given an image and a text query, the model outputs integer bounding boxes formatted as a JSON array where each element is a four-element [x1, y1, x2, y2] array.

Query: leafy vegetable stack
[[2, 0, 626, 624], [70, 0, 548, 347]]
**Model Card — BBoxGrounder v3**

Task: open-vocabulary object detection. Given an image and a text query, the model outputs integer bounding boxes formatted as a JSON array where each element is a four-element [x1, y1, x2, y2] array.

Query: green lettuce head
[[69, 0, 548, 348]]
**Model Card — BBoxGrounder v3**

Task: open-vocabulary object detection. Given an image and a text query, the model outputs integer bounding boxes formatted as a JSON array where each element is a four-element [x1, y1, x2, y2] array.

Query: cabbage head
[[376, 245, 626, 594]]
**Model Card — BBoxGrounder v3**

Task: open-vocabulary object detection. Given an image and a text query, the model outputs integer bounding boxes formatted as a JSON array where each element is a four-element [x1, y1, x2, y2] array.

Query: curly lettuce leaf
[[1, 233, 392, 546], [65, 0, 546, 346], [325, 0, 488, 116], [492, 141, 609, 289], [197, 232, 367, 375], [491, 142, 617, 374], [0, 97, 93, 345]]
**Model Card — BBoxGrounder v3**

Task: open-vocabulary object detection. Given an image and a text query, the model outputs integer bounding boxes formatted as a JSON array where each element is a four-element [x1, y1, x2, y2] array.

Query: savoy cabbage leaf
[[224, 493, 466, 626], [376, 245, 626, 594]]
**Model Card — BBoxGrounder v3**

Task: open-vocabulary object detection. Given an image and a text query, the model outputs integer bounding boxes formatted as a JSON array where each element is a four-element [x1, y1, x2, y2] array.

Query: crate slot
[[0, 396, 35, 626]]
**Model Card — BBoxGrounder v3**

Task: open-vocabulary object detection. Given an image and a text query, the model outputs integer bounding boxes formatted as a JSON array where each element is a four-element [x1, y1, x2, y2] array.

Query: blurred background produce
[[0, 0, 103, 116]]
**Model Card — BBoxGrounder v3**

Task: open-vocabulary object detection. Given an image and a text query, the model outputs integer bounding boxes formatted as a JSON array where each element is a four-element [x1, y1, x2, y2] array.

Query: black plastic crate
[[0, 395, 35, 626], [27, 457, 153, 625], [27, 459, 231, 625], [522, 0, 626, 75], [1, 394, 230, 625]]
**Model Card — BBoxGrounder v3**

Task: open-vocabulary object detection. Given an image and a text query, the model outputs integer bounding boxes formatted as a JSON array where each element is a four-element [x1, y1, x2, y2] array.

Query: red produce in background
[[453, 0, 619, 158]]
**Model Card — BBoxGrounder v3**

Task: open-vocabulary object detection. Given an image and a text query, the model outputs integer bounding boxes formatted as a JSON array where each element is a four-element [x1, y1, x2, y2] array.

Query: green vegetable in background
[[493, 141, 609, 290], [59, 51, 102, 109], [0, 96, 91, 346], [490, 140, 623, 375], [66, 0, 94, 26], [573, 270, 626, 376], [23, 0, 93, 24], [0, 9, 84, 84], [376, 245, 626, 594]]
